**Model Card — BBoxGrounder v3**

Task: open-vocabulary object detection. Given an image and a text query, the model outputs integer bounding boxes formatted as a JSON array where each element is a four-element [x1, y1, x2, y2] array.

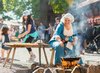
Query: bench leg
[[39, 46, 41, 65], [3, 48, 12, 67], [50, 49, 55, 66], [43, 47, 49, 65], [10, 47, 16, 68]]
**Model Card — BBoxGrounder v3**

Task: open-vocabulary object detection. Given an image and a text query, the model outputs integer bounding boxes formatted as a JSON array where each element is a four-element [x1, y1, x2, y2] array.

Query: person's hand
[[59, 41, 64, 47], [18, 34, 22, 39], [71, 42, 75, 46], [65, 37, 69, 41], [18, 34, 24, 39], [11, 36, 19, 41]]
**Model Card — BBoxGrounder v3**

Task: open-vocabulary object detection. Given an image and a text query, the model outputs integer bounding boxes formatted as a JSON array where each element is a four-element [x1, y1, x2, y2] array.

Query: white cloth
[[63, 26, 73, 49], [63, 26, 73, 36], [66, 42, 73, 50]]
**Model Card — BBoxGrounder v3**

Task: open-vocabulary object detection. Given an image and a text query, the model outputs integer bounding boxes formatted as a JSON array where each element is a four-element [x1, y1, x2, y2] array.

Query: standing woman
[[49, 13, 82, 65], [37, 22, 46, 40], [18, 11, 36, 62], [44, 23, 54, 41]]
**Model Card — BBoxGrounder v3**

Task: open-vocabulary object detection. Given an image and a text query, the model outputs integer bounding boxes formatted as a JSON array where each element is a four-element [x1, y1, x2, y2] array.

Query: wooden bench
[[3, 42, 49, 68]]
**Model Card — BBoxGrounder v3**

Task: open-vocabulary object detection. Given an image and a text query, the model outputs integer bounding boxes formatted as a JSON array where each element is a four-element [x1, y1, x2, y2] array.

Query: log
[[87, 65, 100, 73]]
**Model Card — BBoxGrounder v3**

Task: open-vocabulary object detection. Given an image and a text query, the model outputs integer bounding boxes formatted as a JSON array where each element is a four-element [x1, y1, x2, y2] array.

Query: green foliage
[[0, 0, 41, 19], [49, 0, 69, 13], [31, 0, 41, 18], [0, 0, 69, 19], [0, 0, 3, 13]]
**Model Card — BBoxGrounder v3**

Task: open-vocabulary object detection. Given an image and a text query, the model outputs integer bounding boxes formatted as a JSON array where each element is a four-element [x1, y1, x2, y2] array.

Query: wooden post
[[50, 48, 55, 66], [38, 43, 41, 66], [10, 47, 16, 68], [3, 48, 12, 67], [43, 46, 49, 65]]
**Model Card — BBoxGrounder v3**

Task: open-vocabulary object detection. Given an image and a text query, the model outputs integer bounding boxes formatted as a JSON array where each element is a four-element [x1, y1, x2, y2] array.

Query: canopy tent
[[3, 20, 22, 26], [77, 0, 100, 8]]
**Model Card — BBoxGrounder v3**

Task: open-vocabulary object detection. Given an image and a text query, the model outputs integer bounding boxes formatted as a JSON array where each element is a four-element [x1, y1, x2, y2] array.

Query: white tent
[[77, 0, 100, 8], [3, 20, 22, 26]]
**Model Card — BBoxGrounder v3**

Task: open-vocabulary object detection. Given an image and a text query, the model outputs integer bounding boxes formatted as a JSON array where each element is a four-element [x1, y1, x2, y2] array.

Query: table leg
[[43, 47, 48, 65], [39, 45, 41, 65], [50, 49, 55, 66], [3, 48, 12, 67], [10, 47, 16, 68]]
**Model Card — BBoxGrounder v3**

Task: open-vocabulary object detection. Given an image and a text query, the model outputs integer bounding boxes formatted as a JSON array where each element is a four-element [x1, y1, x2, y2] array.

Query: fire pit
[[31, 57, 84, 73], [61, 57, 81, 68]]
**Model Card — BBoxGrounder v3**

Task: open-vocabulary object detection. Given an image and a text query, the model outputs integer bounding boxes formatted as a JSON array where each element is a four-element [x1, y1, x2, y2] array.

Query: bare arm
[[18, 24, 31, 38], [55, 36, 62, 42], [22, 24, 31, 36], [0, 35, 2, 41], [55, 36, 64, 47]]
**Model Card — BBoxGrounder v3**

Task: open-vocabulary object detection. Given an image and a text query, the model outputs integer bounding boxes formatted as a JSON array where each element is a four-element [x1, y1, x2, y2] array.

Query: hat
[[22, 10, 31, 16], [61, 13, 74, 23], [1, 24, 8, 30]]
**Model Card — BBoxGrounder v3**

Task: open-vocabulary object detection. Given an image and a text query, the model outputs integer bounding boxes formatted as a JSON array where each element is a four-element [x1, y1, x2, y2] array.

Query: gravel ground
[[0, 45, 100, 73], [0, 46, 51, 73]]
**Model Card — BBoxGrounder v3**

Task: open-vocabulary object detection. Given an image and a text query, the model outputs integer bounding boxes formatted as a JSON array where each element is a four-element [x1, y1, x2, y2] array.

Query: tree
[[0, 0, 27, 19], [49, 0, 73, 13], [31, 0, 41, 18], [0, 0, 3, 13], [0, 0, 41, 19]]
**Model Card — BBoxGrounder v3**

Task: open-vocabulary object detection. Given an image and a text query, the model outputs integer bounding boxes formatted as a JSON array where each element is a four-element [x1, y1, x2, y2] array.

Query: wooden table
[[3, 42, 49, 68]]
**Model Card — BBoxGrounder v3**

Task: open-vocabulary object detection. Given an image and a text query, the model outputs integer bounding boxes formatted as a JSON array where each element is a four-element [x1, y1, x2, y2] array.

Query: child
[[0, 26, 11, 62]]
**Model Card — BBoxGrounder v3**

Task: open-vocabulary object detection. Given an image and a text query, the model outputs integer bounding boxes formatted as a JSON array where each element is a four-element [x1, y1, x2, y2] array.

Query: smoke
[[67, 1, 100, 54]]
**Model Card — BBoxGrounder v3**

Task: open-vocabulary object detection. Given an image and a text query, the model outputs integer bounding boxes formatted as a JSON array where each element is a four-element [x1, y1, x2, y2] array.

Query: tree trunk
[[40, 0, 48, 24]]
